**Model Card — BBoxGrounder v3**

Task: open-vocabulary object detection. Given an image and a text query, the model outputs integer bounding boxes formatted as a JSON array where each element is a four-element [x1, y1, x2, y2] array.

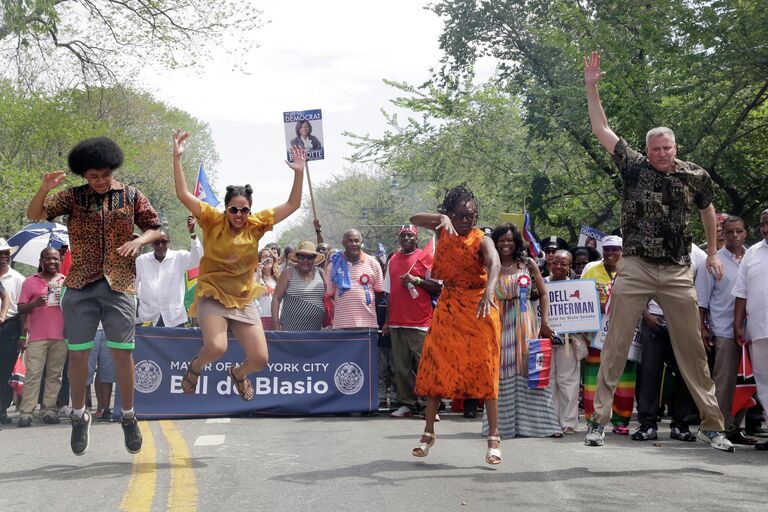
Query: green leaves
[[0, 83, 218, 248]]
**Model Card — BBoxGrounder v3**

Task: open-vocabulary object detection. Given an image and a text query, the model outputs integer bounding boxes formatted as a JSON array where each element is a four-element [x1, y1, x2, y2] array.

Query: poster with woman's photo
[[284, 109, 324, 162]]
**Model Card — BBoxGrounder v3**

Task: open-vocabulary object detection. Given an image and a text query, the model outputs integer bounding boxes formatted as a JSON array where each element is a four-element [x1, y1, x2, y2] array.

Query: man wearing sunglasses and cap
[[539, 236, 569, 278], [384, 225, 442, 418]]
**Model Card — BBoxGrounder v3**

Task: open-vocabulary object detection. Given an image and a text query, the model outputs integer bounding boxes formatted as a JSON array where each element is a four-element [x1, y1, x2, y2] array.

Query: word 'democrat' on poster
[[284, 109, 324, 161], [535, 279, 601, 333]]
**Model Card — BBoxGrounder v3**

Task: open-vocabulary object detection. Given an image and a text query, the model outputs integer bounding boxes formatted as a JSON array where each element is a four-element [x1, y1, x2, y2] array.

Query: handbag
[[8, 351, 25, 396]]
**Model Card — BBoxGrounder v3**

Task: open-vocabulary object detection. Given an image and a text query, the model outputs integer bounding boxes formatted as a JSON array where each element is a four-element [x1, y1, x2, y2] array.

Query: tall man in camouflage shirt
[[582, 52, 733, 452]]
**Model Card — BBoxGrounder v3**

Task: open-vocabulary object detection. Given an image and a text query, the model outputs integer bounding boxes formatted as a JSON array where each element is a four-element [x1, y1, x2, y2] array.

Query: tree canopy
[[431, 0, 768, 225], [0, 0, 265, 87], [0, 81, 218, 255]]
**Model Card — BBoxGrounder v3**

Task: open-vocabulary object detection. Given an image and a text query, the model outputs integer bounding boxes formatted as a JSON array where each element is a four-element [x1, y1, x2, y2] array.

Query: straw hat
[[0, 238, 14, 252], [289, 240, 325, 265]]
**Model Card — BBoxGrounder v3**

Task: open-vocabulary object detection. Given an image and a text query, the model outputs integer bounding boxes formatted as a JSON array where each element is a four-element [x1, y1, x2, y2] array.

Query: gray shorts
[[61, 278, 137, 351], [87, 331, 116, 383]]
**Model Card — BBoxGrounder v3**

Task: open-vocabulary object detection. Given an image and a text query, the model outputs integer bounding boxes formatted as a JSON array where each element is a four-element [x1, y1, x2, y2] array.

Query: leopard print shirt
[[44, 180, 161, 293]]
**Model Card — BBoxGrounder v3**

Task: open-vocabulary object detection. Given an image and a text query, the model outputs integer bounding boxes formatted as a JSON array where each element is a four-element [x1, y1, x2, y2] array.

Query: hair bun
[[244, 184, 253, 195], [225, 185, 235, 192]]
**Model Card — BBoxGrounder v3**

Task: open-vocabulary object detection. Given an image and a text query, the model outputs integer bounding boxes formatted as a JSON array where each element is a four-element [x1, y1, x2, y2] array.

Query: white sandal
[[485, 435, 502, 465], [412, 432, 436, 457]]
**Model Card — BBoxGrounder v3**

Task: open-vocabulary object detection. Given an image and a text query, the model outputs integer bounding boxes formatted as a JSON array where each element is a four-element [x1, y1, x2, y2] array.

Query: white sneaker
[[390, 406, 414, 418], [696, 429, 735, 452], [584, 422, 605, 446], [59, 406, 72, 418]]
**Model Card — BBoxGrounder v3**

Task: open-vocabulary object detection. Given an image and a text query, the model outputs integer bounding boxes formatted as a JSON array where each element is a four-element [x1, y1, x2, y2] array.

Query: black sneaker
[[70, 410, 92, 456], [0, 413, 11, 424], [631, 423, 658, 441], [670, 425, 696, 442], [98, 408, 113, 423], [121, 413, 143, 454], [18, 416, 32, 428]]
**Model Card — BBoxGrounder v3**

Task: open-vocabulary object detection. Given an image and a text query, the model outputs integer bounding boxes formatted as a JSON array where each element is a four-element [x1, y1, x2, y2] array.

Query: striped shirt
[[327, 252, 384, 329], [281, 266, 326, 331]]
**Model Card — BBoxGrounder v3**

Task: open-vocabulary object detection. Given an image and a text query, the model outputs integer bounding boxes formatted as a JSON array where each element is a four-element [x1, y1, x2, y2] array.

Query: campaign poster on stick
[[578, 225, 606, 255], [536, 279, 601, 334], [284, 109, 324, 161], [590, 315, 643, 363]]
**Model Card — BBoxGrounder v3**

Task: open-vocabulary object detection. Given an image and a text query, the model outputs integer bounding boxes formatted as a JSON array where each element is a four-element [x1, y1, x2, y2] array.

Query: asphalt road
[[1, 411, 767, 512]]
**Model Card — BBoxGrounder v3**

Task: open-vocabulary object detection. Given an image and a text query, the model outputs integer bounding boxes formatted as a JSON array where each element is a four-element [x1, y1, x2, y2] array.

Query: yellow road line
[[121, 422, 157, 512], [159, 420, 198, 511]]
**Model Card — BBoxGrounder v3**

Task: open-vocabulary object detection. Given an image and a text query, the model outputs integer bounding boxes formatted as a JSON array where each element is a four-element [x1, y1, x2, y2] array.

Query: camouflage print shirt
[[613, 138, 714, 265], [44, 180, 161, 294]]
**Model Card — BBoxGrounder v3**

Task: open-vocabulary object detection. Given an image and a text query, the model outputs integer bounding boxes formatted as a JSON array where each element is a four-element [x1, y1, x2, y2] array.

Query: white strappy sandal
[[485, 435, 502, 465], [412, 432, 436, 457]]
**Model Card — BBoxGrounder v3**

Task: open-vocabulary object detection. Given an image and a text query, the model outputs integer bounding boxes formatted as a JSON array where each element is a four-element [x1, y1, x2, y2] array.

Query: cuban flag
[[194, 163, 220, 207], [523, 211, 541, 258]]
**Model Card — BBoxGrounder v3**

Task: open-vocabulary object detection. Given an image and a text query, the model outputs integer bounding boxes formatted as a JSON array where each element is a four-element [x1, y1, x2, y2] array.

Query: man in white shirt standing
[[136, 216, 202, 327], [0, 237, 26, 425], [697, 215, 756, 444], [732, 209, 768, 451]]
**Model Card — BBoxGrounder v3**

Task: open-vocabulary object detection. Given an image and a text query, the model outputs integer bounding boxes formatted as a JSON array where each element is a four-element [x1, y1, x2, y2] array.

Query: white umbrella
[[9, 222, 69, 267]]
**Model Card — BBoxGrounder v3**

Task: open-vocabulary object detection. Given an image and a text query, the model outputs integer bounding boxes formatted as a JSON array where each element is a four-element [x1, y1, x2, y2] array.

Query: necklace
[[500, 262, 518, 271]]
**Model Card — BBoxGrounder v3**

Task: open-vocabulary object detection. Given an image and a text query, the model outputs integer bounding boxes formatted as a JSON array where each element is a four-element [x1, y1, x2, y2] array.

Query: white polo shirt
[[732, 239, 768, 341]]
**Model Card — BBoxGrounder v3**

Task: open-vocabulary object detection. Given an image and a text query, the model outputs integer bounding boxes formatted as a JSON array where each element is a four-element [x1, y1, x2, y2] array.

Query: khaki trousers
[[551, 343, 581, 429], [390, 327, 426, 407], [20, 340, 68, 418], [712, 336, 743, 426], [594, 256, 724, 431]]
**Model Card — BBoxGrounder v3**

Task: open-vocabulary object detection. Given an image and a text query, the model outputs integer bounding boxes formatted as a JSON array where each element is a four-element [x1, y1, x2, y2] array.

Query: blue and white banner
[[119, 327, 377, 419]]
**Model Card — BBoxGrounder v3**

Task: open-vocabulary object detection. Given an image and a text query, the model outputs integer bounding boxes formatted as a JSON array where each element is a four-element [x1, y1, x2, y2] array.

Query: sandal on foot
[[230, 366, 254, 401], [412, 432, 436, 457], [181, 358, 201, 394], [486, 435, 502, 465]]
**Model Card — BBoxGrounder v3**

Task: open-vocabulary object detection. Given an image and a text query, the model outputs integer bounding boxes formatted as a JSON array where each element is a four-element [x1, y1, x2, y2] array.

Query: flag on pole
[[732, 345, 758, 416], [418, 235, 436, 271], [523, 211, 541, 258], [183, 267, 199, 314], [194, 163, 220, 207]]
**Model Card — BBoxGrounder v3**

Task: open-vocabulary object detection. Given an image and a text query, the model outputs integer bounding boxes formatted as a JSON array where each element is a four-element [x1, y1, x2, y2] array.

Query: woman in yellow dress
[[172, 129, 306, 400], [409, 184, 503, 464]]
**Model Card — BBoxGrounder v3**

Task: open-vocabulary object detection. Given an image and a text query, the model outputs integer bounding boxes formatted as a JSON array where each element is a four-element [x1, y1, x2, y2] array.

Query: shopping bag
[[8, 352, 25, 396], [527, 338, 552, 389]]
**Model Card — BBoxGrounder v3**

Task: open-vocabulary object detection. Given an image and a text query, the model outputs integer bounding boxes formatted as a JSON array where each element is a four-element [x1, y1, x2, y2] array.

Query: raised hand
[[583, 51, 605, 87], [436, 214, 458, 236], [285, 145, 307, 172], [41, 171, 66, 192], [173, 129, 190, 159]]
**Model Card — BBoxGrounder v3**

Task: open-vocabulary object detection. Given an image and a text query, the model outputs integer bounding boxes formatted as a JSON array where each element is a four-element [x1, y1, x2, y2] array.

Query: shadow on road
[[0, 458, 211, 483]]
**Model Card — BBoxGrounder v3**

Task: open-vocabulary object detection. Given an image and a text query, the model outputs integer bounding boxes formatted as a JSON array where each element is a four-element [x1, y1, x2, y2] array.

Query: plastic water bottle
[[407, 282, 419, 299]]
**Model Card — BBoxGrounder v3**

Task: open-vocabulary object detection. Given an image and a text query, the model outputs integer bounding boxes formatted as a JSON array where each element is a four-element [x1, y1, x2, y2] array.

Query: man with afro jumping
[[27, 137, 162, 456]]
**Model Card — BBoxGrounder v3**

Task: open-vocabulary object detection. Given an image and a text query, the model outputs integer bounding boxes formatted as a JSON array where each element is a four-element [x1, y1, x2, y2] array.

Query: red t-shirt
[[385, 249, 433, 328]]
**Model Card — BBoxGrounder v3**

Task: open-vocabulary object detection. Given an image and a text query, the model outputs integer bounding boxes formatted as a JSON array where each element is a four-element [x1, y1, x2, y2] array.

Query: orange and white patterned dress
[[414, 228, 501, 399]]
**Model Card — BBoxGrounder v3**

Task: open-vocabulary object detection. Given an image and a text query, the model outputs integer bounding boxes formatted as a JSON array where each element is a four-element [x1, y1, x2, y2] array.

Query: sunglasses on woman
[[227, 206, 251, 215]]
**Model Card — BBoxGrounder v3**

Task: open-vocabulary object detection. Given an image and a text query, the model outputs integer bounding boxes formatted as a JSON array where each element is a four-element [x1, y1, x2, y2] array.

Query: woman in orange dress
[[409, 184, 503, 464]]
